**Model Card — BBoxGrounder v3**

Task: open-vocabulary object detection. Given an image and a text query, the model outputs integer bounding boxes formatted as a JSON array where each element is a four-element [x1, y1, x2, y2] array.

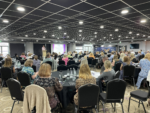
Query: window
[[0, 43, 9, 57], [76, 46, 83, 53]]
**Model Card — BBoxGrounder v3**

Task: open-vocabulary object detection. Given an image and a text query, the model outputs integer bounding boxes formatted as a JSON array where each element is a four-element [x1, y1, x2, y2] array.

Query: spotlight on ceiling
[[126, 37, 128, 38], [145, 40, 147, 41], [52, 35, 55, 37], [129, 32, 132, 34], [79, 30, 82, 32], [58, 26, 62, 29], [25, 35, 28, 37], [57, 38, 59, 39], [94, 32, 97, 34], [79, 20, 83, 25], [121, 10, 129, 14], [44, 30, 47, 33], [43, 36, 45, 38], [111, 38, 113, 39], [3, 19, 9, 23], [137, 33, 139, 36], [100, 25, 104, 29], [79, 34, 81, 36], [118, 35, 121, 37], [67, 36, 69, 38], [33, 33, 36, 35], [21, 39, 24, 41], [49, 41, 51, 42], [115, 29, 119, 32], [110, 34, 112, 36], [143, 35, 145, 37], [17, 7, 25, 12], [140, 19, 147, 23], [64, 33, 67, 35]]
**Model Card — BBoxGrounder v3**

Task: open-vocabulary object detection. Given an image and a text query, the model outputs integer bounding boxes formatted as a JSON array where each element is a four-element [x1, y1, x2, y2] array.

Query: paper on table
[[91, 71, 100, 78]]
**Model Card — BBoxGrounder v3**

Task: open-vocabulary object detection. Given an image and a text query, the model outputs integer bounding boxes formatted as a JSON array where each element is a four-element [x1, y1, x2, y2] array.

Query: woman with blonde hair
[[130, 53, 137, 63], [34, 63, 63, 109], [111, 55, 119, 68], [119, 53, 125, 62], [62, 54, 69, 65], [136, 53, 150, 89], [89, 53, 95, 59], [74, 64, 96, 105]]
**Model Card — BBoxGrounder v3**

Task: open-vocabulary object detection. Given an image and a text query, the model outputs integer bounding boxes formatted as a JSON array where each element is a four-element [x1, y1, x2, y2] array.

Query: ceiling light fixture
[[64, 33, 67, 35], [94, 32, 97, 34], [140, 19, 147, 23], [25, 35, 28, 37], [129, 32, 132, 34], [3, 19, 9, 23], [143, 35, 145, 37], [21, 39, 24, 41], [118, 35, 121, 37], [110, 34, 112, 36], [58, 26, 62, 29], [17, 7, 25, 12], [67, 36, 69, 38], [49, 41, 51, 42], [44, 30, 47, 33], [79, 34, 81, 36], [52, 35, 55, 37], [79, 30, 82, 32], [33, 33, 36, 35], [121, 10, 129, 14], [137, 33, 139, 36], [100, 25, 104, 29], [57, 38, 59, 39], [115, 29, 119, 32], [145, 40, 147, 41], [79, 20, 83, 25], [112, 38, 113, 39], [43, 36, 45, 38]]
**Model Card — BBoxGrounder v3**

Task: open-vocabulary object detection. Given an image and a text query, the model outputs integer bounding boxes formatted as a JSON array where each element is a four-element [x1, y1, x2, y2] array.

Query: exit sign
[[0, 40, 1, 42]]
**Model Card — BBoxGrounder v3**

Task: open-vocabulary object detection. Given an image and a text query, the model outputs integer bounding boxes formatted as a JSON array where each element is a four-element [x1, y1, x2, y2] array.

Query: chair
[[58, 60, 65, 65], [75, 54, 78, 58], [6, 78, 24, 113], [91, 59, 97, 70], [17, 72, 31, 88], [68, 57, 73, 60], [114, 62, 121, 72], [68, 64, 78, 70], [75, 84, 99, 113], [128, 87, 150, 113], [2, 60, 5, 65], [123, 65, 135, 89], [0, 57, 3, 61], [32, 65, 36, 72], [1, 67, 13, 92], [45, 61, 52, 67], [87, 58, 93, 66], [113, 71, 120, 79], [99, 79, 126, 113], [139, 55, 145, 61], [67, 60, 75, 66], [57, 65, 68, 71]]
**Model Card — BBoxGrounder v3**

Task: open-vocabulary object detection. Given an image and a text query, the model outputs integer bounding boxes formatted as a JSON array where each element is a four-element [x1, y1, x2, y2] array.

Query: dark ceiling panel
[[98, 13, 115, 19], [86, 0, 118, 6], [134, 2, 150, 11], [0, 1, 10, 9], [124, 0, 150, 6], [85, 8, 106, 16], [30, 10, 52, 17], [49, 14, 67, 20], [58, 9, 79, 16], [24, 14, 43, 20]]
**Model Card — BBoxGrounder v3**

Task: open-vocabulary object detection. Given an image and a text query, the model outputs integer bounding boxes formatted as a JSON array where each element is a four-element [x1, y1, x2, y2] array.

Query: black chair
[[75, 84, 99, 113], [0, 57, 3, 61], [128, 87, 150, 113], [123, 65, 136, 89], [139, 55, 144, 61], [58, 60, 65, 65], [57, 65, 68, 71], [99, 79, 126, 113], [6, 78, 24, 113], [114, 62, 121, 72], [87, 58, 93, 66], [19, 57, 22, 60], [67, 60, 75, 66], [17, 72, 31, 88], [91, 59, 97, 70], [1, 67, 13, 93], [32, 65, 36, 72], [68, 64, 78, 70], [75, 54, 78, 58], [2, 60, 5, 65], [68, 57, 73, 60], [45, 61, 52, 67], [113, 71, 120, 79], [107, 54, 111, 57]]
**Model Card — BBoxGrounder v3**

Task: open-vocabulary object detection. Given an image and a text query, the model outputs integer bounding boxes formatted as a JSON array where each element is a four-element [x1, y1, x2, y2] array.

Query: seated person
[[119, 56, 132, 79], [130, 53, 137, 63], [33, 55, 41, 71], [67, 53, 72, 58], [62, 54, 69, 66], [43, 52, 54, 70], [119, 53, 125, 62], [88, 53, 95, 59], [100, 55, 108, 74], [34, 63, 63, 109], [3, 58, 16, 78], [136, 51, 141, 61], [20, 52, 26, 60], [79, 56, 88, 67], [22, 59, 38, 83], [111, 55, 119, 69], [74, 64, 96, 106], [108, 51, 114, 62], [26, 53, 33, 59]]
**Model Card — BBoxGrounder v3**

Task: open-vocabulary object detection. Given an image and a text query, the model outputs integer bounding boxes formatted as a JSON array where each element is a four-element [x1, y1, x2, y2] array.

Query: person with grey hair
[[80, 56, 88, 67], [100, 55, 108, 74]]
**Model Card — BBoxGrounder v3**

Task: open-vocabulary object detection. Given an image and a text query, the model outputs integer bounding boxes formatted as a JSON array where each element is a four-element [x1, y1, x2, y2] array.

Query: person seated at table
[[100, 55, 108, 74], [119, 56, 132, 79], [5, 54, 11, 58], [88, 53, 95, 59], [20, 52, 26, 60], [130, 53, 137, 63], [119, 53, 125, 62], [108, 51, 114, 62], [22, 59, 38, 84], [33, 55, 41, 71], [74, 64, 96, 106], [26, 53, 33, 59], [34, 63, 63, 109], [43, 52, 53, 63], [62, 54, 69, 66], [136, 53, 150, 89], [136, 51, 141, 61], [111, 55, 119, 69], [3, 58, 16, 78]]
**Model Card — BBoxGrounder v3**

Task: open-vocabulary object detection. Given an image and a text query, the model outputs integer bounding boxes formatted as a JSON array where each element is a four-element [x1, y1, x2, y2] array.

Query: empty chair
[[57, 65, 68, 71], [99, 79, 126, 113], [128, 87, 150, 113], [32, 65, 36, 72], [114, 62, 121, 72], [6, 78, 24, 113], [58, 60, 65, 65], [17, 72, 31, 88], [67, 60, 75, 66], [1, 67, 13, 92], [113, 71, 120, 79], [45, 61, 52, 67], [68, 64, 78, 70], [75, 84, 99, 113]]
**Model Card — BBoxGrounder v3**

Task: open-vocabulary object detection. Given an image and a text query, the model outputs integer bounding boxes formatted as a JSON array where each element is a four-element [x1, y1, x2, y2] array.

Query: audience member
[[130, 53, 137, 63], [80, 56, 88, 67], [22, 59, 38, 83], [74, 64, 96, 106], [111, 55, 119, 68], [33, 55, 41, 71], [43, 53, 53, 63], [119, 53, 125, 62], [136, 53, 150, 89], [20, 52, 26, 60], [26, 53, 33, 59], [88, 53, 95, 59], [62, 54, 69, 66], [141, 50, 145, 55], [34, 63, 63, 109], [108, 51, 114, 62], [100, 55, 108, 74], [136, 51, 141, 61]]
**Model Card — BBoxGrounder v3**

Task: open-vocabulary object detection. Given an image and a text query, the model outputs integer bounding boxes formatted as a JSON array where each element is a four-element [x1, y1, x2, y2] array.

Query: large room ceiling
[[0, 0, 150, 44]]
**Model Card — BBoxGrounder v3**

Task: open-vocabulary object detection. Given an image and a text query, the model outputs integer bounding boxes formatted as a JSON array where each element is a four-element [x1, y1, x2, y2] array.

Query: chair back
[[68, 64, 78, 70], [92, 59, 97, 65], [1, 67, 12, 81], [58, 60, 65, 65], [87, 58, 93, 65], [7, 78, 24, 101], [113, 71, 120, 79], [0, 57, 3, 61], [75, 54, 78, 58], [106, 79, 126, 102], [67, 60, 75, 66], [2, 60, 4, 65], [17, 72, 31, 87], [57, 65, 68, 71], [114, 62, 121, 72], [45, 61, 52, 67], [32, 65, 36, 72], [78, 84, 99, 108], [139, 55, 144, 61], [123, 65, 135, 77]]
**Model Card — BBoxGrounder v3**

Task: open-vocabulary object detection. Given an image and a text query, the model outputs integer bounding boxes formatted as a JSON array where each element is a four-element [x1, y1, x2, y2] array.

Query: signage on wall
[[0, 40, 1, 42]]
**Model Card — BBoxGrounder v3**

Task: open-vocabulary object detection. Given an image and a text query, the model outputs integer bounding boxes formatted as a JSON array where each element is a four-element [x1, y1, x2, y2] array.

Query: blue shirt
[[141, 51, 145, 55], [108, 54, 114, 62]]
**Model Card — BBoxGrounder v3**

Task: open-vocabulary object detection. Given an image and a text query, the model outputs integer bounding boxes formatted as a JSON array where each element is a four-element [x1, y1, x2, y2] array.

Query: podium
[[42, 50, 46, 58]]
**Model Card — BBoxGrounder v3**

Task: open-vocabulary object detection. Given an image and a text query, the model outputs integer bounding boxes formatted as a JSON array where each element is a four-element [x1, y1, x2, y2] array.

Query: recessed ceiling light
[[79, 30, 82, 32], [100, 25, 104, 29], [3, 19, 9, 23], [79, 20, 83, 25], [140, 19, 147, 23], [49, 41, 51, 42], [129, 32, 132, 34], [126, 37, 128, 38], [145, 40, 147, 41], [58, 26, 62, 29], [118, 39, 120, 40], [112, 38, 113, 39], [17, 7, 25, 12], [44, 30, 47, 33], [137, 33, 139, 36], [115, 29, 119, 32], [52, 35, 55, 37], [33, 33, 36, 35], [79, 34, 81, 36], [95, 35, 97, 38], [21, 39, 24, 41], [118, 35, 121, 37], [57, 38, 59, 39], [121, 10, 129, 14], [132, 37, 134, 39], [67, 36, 69, 38], [64, 33, 67, 35], [110, 42, 111, 43], [94, 32, 97, 34], [110, 34, 112, 36], [43, 36, 45, 38], [143, 35, 145, 37], [36, 40, 38, 42], [104, 37, 106, 39], [25, 35, 28, 37]]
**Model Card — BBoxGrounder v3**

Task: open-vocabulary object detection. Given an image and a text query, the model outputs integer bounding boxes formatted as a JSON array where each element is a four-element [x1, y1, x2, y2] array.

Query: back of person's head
[[113, 55, 118, 60], [130, 53, 135, 60], [39, 63, 51, 77], [144, 53, 150, 61], [7, 54, 11, 58], [34, 55, 38, 60], [46, 53, 50, 58], [24, 59, 33, 67], [100, 52, 104, 56], [80, 58, 88, 66], [104, 60, 112, 69], [90, 53, 93, 56], [120, 53, 125, 60], [28, 53, 32, 56], [111, 51, 114, 54], [4, 58, 12, 67], [138, 51, 141, 54], [21, 52, 25, 55], [102, 55, 108, 62], [54, 54, 58, 60], [123, 56, 130, 64], [64, 54, 67, 58], [79, 64, 92, 79]]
